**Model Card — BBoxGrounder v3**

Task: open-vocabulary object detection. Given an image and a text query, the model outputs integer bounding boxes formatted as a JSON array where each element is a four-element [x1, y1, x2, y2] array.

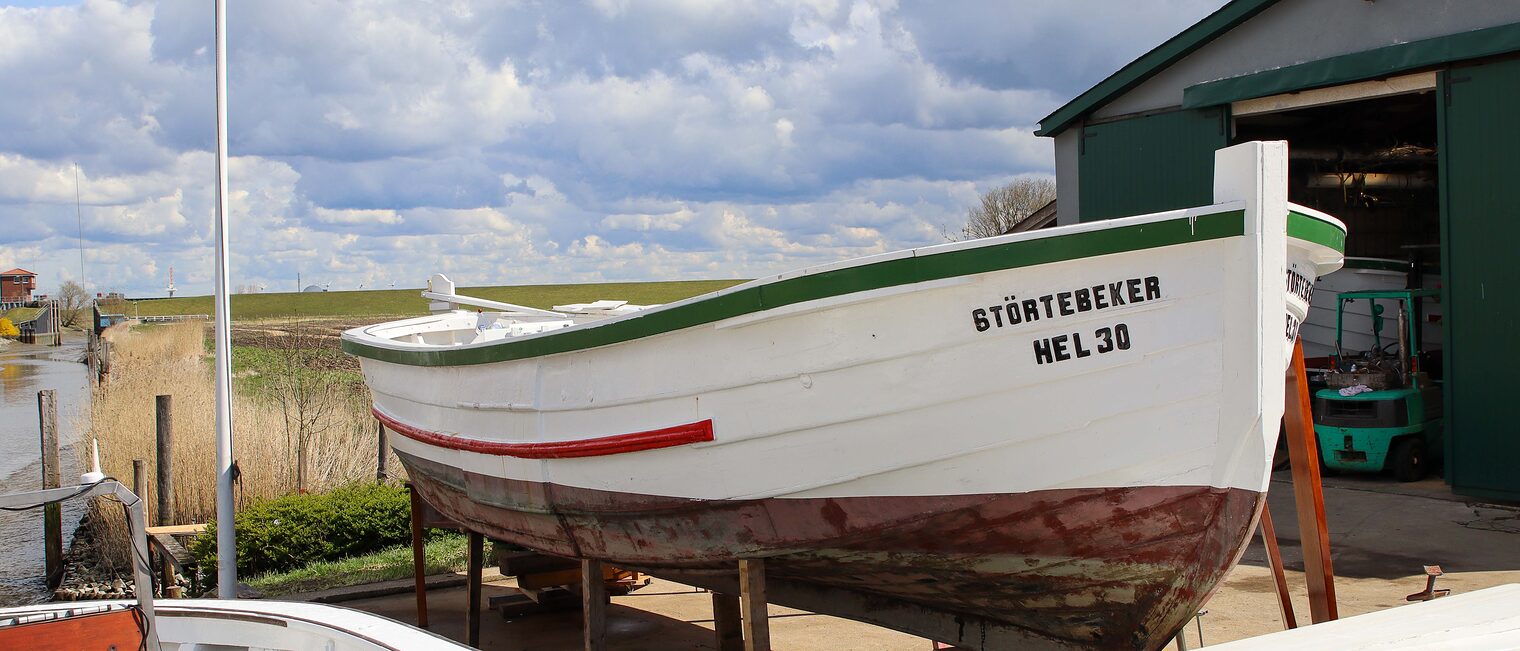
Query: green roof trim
[[1184, 21, 1520, 108], [1035, 0, 1279, 137], [345, 209, 1257, 367]]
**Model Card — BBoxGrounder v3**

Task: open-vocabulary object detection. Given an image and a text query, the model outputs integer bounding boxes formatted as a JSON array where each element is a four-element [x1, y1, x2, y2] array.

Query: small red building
[[1, 268, 36, 303]]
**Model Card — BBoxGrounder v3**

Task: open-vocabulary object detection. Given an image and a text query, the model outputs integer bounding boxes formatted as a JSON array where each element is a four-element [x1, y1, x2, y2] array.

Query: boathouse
[[1037, 0, 1520, 500]]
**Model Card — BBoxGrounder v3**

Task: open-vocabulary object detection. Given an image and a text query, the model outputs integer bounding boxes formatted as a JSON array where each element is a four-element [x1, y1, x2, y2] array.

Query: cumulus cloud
[[0, 0, 1225, 296]]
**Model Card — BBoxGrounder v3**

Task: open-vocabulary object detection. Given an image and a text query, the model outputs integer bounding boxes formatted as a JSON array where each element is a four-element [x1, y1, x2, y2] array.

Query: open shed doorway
[[1234, 90, 1440, 272], [1234, 89, 1443, 377]]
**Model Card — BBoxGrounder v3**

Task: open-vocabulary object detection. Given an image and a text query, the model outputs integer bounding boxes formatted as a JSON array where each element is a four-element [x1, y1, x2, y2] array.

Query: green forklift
[[1312, 289, 1443, 481]]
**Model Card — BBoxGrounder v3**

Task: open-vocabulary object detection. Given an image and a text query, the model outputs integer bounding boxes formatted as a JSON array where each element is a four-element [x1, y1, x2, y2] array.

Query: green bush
[[191, 482, 412, 581]]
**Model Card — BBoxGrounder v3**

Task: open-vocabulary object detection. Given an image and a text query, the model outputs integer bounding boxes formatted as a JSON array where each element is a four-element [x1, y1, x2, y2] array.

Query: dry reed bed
[[83, 322, 389, 568]]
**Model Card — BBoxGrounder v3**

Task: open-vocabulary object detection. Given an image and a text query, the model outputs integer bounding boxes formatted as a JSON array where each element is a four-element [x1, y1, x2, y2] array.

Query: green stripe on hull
[[1288, 210, 1345, 253], [346, 208, 1337, 367], [1341, 258, 1409, 273]]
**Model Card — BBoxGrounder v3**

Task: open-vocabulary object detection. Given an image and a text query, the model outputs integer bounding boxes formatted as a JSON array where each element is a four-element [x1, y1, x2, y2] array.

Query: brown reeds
[[81, 322, 389, 570]]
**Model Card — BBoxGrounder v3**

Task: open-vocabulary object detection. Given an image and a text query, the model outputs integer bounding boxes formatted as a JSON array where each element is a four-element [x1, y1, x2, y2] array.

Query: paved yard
[[344, 474, 1520, 649]]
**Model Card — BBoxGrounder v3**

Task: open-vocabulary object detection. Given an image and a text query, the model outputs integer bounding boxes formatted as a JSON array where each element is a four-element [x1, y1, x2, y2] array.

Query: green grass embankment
[[132, 279, 748, 320], [248, 533, 470, 597]]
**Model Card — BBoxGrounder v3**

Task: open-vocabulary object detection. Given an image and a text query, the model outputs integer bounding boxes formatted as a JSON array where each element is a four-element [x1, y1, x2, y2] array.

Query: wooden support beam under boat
[[740, 559, 771, 651], [1284, 339, 1339, 622], [1259, 504, 1297, 629], [467, 530, 484, 648], [582, 559, 607, 651], [712, 592, 744, 651], [637, 567, 1080, 650], [408, 484, 429, 629]]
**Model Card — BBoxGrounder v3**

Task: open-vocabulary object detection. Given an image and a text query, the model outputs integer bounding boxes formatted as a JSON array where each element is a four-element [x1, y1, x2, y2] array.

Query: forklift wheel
[[1390, 437, 1428, 483]]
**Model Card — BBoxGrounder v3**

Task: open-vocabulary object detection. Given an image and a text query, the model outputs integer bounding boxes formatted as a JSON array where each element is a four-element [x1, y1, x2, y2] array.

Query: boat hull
[[346, 143, 1346, 650], [400, 450, 1260, 649]]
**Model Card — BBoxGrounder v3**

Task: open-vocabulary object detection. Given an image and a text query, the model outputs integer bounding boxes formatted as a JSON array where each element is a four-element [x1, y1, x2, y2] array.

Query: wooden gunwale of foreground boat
[[342, 142, 1347, 650]]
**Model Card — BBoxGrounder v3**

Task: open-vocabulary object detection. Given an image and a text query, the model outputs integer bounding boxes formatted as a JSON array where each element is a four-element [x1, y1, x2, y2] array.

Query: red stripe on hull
[[397, 451, 1263, 650], [374, 408, 712, 459]]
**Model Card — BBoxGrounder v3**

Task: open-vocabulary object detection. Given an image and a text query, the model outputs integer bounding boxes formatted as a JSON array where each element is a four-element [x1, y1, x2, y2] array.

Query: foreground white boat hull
[[343, 142, 1345, 650], [0, 599, 468, 650]]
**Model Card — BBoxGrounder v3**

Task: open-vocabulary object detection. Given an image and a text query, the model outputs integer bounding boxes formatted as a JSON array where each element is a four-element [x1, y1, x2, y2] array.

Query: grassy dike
[[132, 279, 747, 320]]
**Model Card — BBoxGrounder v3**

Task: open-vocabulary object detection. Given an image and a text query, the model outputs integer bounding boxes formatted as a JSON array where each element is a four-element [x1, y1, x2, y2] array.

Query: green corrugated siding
[[1439, 60, 1520, 501], [1077, 108, 1229, 223]]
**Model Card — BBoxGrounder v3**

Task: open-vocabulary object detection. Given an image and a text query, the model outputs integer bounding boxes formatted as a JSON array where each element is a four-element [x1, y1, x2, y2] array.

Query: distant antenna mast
[[166, 267, 177, 298], [74, 163, 86, 286]]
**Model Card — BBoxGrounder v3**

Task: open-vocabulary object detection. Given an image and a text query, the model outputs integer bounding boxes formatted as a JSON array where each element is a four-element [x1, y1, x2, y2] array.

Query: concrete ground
[[344, 475, 1520, 649]]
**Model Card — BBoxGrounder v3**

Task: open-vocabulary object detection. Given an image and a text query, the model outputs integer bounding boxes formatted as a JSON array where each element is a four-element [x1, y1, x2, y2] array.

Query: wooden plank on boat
[[0, 609, 143, 651]]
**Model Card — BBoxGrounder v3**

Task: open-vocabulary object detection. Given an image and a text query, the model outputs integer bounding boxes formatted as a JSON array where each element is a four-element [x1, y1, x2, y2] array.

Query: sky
[[0, 0, 1228, 297]]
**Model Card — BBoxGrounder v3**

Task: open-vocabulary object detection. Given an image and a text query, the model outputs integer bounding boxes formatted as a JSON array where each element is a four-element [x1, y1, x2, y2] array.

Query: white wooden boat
[[342, 142, 1346, 650], [0, 599, 469, 650], [1300, 257, 1414, 358], [1204, 583, 1520, 650], [0, 480, 468, 650]]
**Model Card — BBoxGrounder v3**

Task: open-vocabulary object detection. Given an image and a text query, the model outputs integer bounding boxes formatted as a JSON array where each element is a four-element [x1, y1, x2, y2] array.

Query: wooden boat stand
[[1265, 340, 1339, 626]]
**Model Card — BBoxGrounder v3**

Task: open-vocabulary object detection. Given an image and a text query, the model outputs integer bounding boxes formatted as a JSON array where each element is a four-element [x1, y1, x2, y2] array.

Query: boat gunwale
[[343, 201, 1344, 367]]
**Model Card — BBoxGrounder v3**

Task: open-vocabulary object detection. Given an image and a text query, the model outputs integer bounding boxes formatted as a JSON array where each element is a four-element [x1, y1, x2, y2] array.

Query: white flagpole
[[212, 0, 237, 598]]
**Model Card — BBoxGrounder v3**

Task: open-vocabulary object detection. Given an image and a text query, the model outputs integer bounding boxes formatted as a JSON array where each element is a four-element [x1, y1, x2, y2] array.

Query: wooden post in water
[[37, 390, 63, 590], [99, 339, 111, 383], [155, 395, 174, 526], [375, 419, 389, 482]]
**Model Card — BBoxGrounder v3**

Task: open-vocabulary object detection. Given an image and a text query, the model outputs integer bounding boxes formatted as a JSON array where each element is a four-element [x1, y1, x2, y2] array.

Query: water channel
[[0, 340, 88, 605]]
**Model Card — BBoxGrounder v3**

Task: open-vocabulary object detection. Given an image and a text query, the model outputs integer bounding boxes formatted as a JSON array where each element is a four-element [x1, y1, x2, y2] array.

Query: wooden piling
[[132, 460, 149, 526], [376, 419, 389, 482], [712, 592, 744, 651], [37, 390, 62, 590], [739, 559, 771, 651], [155, 395, 174, 526], [581, 558, 607, 651]]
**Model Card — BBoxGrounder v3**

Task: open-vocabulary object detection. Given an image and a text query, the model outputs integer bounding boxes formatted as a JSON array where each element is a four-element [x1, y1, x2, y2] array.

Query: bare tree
[[955, 178, 1056, 240], [56, 280, 90, 328], [268, 322, 350, 492]]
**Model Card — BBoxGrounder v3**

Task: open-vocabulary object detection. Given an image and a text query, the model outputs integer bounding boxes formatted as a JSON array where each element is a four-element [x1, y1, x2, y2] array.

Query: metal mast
[[212, 0, 237, 598]]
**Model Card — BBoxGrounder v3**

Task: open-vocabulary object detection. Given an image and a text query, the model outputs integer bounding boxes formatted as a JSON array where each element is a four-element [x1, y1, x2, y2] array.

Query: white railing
[[135, 315, 210, 323]]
